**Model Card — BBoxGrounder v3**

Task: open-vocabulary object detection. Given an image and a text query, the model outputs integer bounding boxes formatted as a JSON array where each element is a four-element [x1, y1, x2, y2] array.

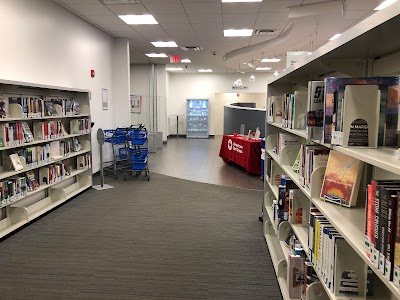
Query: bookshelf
[[0, 79, 92, 239], [263, 5, 400, 300]]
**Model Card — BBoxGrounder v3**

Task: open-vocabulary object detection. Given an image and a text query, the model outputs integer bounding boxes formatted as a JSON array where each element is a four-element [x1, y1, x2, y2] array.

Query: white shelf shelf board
[[0, 133, 88, 151], [0, 220, 28, 238], [0, 114, 90, 122], [269, 122, 307, 139], [279, 240, 290, 262], [66, 183, 92, 199], [311, 197, 400, 299], [266, 180, 279, 200], [0, 149, 90, 181], [6, 168, 89, 209], [278, 277, 296, 300], [264, 230, 281, 275]]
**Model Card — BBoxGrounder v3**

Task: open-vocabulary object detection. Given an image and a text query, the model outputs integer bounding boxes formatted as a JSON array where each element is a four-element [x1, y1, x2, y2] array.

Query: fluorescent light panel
[[224, 29, 253, 37], [145, 53, 168, 58], [261, 58, 281, 62], [119, 15, 158, 25], [166, 68, 183, 71], [329, 33, 341, 41], [198, 69, 213, 72], [255, 67, 271, 70], [151, 41, 178, 47], [181, 59, 191, 63], [222, 0, 262, 2], [375, 0, 397, 10]]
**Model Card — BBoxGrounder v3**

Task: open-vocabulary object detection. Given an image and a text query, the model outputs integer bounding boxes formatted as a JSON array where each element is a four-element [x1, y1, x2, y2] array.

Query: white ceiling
[[54, 0, 383, 73]]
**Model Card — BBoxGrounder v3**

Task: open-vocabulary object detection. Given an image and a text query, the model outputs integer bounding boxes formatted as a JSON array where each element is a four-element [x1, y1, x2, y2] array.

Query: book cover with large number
[[306, 81, 325, 140], [320, 150, 363, 207]]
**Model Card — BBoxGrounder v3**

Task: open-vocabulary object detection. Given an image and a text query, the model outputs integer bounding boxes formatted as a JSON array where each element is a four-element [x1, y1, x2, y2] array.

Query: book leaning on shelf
[[320, 150, 363, 207], [0, 177, 27, 206], [306, 81, 324, 141], [323, 76, 400, 147]]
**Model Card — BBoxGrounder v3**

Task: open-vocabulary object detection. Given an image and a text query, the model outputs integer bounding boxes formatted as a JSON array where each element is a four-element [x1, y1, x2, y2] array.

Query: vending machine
[[186, 99, 209, 138]]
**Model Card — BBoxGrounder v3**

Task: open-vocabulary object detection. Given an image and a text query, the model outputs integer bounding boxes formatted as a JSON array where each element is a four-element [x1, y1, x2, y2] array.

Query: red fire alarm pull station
[[91, 70, 95, 78]]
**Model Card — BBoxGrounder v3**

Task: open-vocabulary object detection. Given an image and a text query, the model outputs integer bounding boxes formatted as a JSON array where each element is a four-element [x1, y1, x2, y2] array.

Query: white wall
[[130, 64, 168, 141], [0, 0, 120, 173], [167, 73, 273, 136]]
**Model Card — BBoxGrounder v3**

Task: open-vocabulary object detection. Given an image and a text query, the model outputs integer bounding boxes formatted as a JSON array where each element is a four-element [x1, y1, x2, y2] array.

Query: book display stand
[[0, 79, 92, 238], [263, 6, 400, 300]]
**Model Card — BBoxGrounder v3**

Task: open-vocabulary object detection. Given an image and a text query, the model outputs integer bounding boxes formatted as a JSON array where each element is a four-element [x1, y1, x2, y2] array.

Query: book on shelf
[[72, 137, 82, 152], [44, 101, 58, 116], [306, 81, 325, 141], [72, 100, 81, 115], [323, 76, 400, 146], [340, 85, 380, 148], [9, 153, 24, 171], [0, 177, 27, 205], [33, 120, 63, 141], [320, 150, 363, 207], [0, 97, 9, 118], [0, 123, 24, 147], [288, 255, 304, 299], [39, 163, 66, 185], [50, 141, 62, 160], [65, 98, 73, 116], [21, 122, 34, 143], [293, 91, 308, 129], [394, 191, 400, 287], [25, 171, 39, 192], [288, 189, 307, 226], [70, 118, 90, 134], [267, 95, 283, 123]]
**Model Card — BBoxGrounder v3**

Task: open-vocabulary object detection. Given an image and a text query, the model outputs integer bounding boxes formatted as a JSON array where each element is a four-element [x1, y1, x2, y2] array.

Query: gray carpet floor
[[0, 173, 282, 300]]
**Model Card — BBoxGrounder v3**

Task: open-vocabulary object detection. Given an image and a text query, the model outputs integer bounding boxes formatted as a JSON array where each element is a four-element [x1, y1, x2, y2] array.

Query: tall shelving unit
[[263, 5, 400, 300], [0, 79, 92, 239]]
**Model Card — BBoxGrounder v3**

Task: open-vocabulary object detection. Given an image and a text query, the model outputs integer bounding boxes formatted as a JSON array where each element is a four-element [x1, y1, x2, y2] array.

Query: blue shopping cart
[[124, 125, 150, 181]]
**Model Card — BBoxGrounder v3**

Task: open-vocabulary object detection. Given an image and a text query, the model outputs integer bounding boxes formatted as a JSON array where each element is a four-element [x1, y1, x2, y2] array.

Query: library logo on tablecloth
[[228, 139, 233, 150]]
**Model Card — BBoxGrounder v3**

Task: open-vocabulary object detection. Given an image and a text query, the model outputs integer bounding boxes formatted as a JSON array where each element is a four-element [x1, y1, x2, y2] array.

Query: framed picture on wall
[[102, 88, 108, 110], [131, 95, 142, 114]]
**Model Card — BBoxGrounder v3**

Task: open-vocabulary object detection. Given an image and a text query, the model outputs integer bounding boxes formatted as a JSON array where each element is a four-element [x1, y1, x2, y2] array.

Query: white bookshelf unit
[[263, 5, 400, 300], [0, 79, 92, 239]]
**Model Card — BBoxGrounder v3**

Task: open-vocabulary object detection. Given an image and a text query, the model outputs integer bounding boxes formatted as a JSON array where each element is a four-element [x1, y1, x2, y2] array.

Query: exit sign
[[170, 55, 181, 63]]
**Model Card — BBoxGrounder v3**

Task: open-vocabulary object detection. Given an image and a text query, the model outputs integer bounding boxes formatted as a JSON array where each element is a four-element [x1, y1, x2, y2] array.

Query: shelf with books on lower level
[[0, 132, 88, 151], [0, 169, 91, 238], [0, 114, 90, 122], [0, 167, 90, 210], [0, 147, 90, 181], [0, 79, 92, 240]]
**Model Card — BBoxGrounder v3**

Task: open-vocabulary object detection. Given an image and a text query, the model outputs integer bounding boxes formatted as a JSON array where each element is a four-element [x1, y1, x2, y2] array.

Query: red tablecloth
[[219, 135, 261, 175]]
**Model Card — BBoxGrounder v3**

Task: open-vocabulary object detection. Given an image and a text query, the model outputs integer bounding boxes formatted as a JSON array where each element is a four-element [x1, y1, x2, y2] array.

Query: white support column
[[112, 38, 131, 128]]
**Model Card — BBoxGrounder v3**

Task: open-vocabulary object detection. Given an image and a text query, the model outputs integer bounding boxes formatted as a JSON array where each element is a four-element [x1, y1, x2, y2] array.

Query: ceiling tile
[[59, 0, 101, 4], [140, 0, 181, 3], [183, 3, 222, 14], [223, 22, 255, 29], [343, 10, 371, 20], [85, 15, 126, 25], [100, 24, 134, 32], [113, 30, 145, 40], [152, 14, 190, 24], [188, 14, 223, 23], [68, 4, 115, 16], [105, 4, 149, 15], [223, 13, 258, 23], [133, 24, 171, 40], [144, 4, 186, 14], [192, 23, 224, 32], [222, 3, 262, 14], [344, 0, 380, 10], [162, 23, 194, 31], [166, 29, 197, 40], [256, 12, 288, 22], [259, 0, 302, 12]]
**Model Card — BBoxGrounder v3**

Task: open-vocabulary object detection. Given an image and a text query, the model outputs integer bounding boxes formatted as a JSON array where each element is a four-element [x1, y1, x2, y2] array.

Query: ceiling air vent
[[253, 29, 278, 36], [180, 46, 203, 51], [100, 0, 141, 4]]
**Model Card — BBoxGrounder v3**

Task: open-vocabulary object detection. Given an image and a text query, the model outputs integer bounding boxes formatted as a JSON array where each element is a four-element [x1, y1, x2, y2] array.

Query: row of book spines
[[365, 180, 400, 285], [275, 132, 303, 156], [35, 120, 64, 140], [0, 177, 27, 204], [298, 144, 329, 189], [71, 119, 90, 134], [77, 154, 91, 170], [308, 209, 346, 294], [0, 123, 25, 147], [9, 97, 78, 117]]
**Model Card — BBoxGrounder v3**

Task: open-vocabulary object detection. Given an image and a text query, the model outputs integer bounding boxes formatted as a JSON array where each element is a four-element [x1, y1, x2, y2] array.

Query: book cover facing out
[[320, 150, 363, 207], [323, 76, 400, 146]]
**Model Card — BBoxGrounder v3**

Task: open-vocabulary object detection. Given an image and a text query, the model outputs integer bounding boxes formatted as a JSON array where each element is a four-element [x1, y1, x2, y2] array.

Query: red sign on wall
[[170, 55, 181, 63]]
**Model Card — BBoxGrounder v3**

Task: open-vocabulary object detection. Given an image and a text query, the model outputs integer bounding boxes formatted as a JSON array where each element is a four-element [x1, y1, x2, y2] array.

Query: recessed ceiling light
[[329, 33, 342, 41], [166, 67, 183, 71], [151, 41, 178, 47], [145, 53, 168, 58], [255, 67, 271, 70], [224, 29, 253, 37], [261, 58, 281, 62], [222, 0, 262, 2], [375, 0, 397, 10], [198, 69, 213, 73], [118, 15, 158, 25], [181, 59, 191, 63]]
